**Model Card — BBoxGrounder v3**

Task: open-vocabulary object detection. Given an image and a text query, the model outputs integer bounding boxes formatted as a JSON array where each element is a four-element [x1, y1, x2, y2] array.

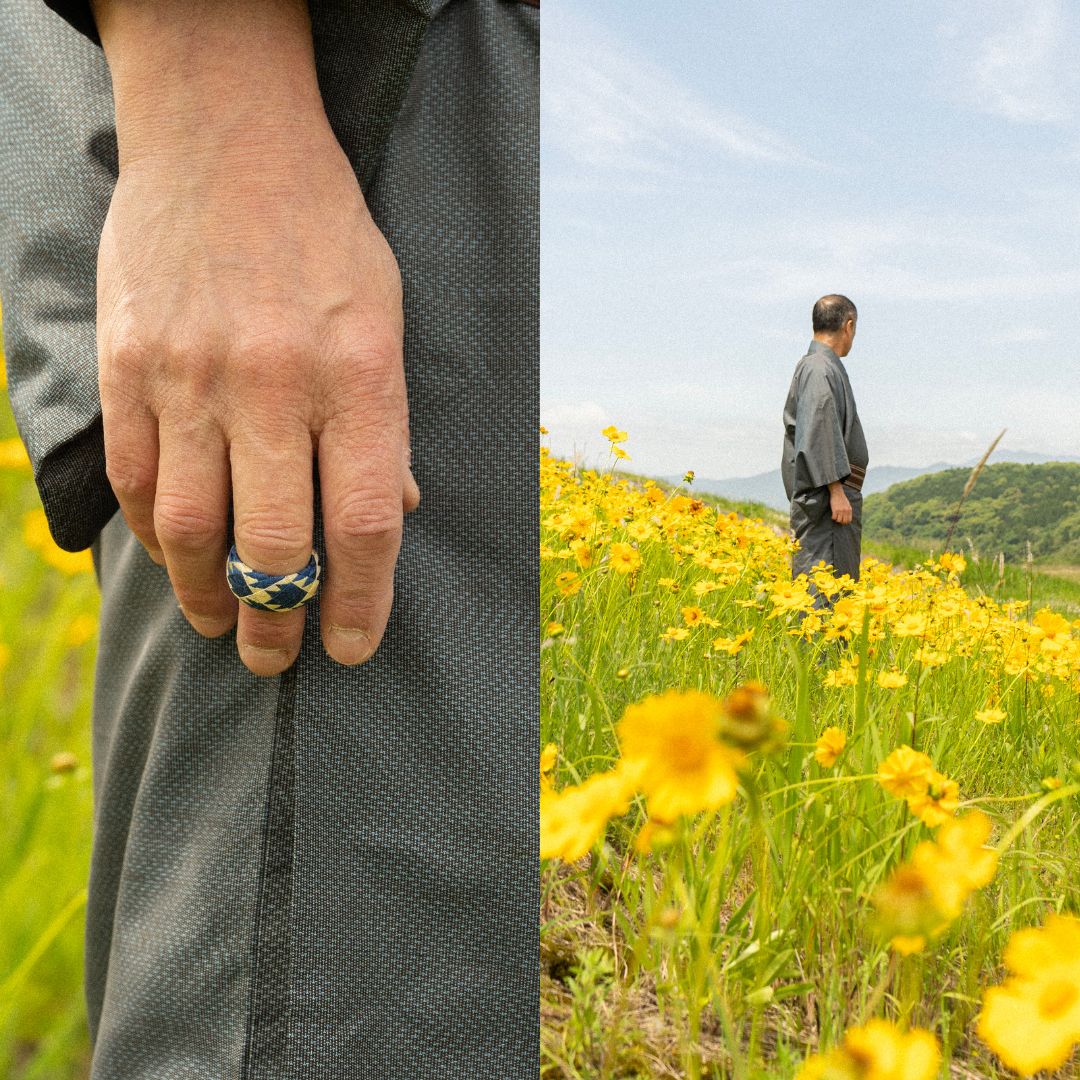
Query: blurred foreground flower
[[617, 689, 747, 822], [871, 810, 998, 954], [540, 684, 786, 862], [23, 509, 94, 575], [539, 761, 639, 862], [976, 912, 1080, 1077], [796, 1019, 939, 1080], [0, 436, 31, 472]]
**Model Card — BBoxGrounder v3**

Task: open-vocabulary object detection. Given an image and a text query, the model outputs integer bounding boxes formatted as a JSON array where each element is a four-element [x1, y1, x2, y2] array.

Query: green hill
[[864, 461, 1080, 565]]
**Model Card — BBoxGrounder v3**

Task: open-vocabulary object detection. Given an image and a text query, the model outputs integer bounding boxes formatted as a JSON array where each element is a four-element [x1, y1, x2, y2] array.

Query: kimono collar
[[807, 340, 840, 362]]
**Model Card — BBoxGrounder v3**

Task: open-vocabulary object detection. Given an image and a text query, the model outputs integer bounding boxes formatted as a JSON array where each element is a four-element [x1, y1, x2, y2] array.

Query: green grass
[[0, 386, 97, 1079], [541, 451, 1080, 1079], [864, 538, 1080, 616]]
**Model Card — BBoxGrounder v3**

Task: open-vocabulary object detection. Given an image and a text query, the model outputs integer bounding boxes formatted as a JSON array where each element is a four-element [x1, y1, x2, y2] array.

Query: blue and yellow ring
[[226, 544, 321, 612]]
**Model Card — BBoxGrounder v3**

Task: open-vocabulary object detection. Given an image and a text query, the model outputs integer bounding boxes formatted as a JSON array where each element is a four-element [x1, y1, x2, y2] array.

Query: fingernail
[[239, 643, 293, 676], [327, 624, 374, 665]]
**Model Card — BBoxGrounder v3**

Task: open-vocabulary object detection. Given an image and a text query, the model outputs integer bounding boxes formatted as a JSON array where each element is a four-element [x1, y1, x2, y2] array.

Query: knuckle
[[330, 492, 403, 541], [229, 322, 313, 377], [105, 456, 156, 503], [233, 517, 311, 566], [240, 618, 300, 654], [174, 587, 232, 620], [324, 342, 403, 406], [154, 494, 223, 549], [103, 323, 151, 372], [327, 579, 393, 621]]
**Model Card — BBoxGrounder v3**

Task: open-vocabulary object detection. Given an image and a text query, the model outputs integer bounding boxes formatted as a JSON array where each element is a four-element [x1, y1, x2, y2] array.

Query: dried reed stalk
[[943, 429, 1006, 553]]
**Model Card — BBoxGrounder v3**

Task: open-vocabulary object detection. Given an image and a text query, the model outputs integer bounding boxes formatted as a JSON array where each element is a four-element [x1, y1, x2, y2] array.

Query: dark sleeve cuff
[[42, 0, 102, 47]]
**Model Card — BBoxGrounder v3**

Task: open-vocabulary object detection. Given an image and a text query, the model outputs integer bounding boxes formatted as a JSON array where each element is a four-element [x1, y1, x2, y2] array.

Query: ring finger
[[229, 423, 316, 677]]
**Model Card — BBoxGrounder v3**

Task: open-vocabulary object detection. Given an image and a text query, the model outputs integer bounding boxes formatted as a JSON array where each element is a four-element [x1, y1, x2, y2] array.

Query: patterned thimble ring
[[226, 544, 321, 612]]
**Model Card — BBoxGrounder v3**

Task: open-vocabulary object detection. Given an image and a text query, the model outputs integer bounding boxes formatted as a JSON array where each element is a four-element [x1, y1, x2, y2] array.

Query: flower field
[[0, 349, 98, 1078], [540, 429, 1080, 1079]]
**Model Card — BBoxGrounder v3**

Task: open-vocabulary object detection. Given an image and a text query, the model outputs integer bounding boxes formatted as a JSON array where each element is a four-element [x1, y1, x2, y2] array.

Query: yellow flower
[[633, 816, 678, 855], [937, 552, 967, 574], [545, 621, 565, 638], [615, 689, 747, 823], [823, 662, 858, 688], [50, 750, 79, 773], [600, 425, 628, 443], [975, 708, 1006, 724], [569, 539, 594, 569], [712, 629, 753, 656], [540, 742, 559, 791], [681, 605, 705, 627], [906, 770, 960, 828], [608, 541, 641, 575], [976, 913, 1080, 1077], [1032, 608, 1072, 640], [913, 646, 947, 668], [893, 612, 928, 638], [814, 726, 847, 768], [877, 746, 934, 801], [22, 509, 95, 575], [0, 437, 31, 472], [611, 446, 630, 461], [554, 570, 582, 596], [877, 670, 908, 689], [65, 613, 98, 648], [796, 1019, 940, 1080], [872, 811, 997, 950], [539, 763, 638, 862], [717, 681, 787, 753], [771, 580, 814, 613], [659, 626, 690, 642], [927, 811, 998, 916]]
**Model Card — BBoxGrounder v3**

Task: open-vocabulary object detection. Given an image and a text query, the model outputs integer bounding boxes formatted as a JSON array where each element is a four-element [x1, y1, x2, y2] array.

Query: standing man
[[781, 294, 869, 596]]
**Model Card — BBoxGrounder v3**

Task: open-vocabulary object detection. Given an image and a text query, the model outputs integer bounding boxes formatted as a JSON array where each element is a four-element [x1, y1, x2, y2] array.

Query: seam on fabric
[[240, 664, 298, 1080]]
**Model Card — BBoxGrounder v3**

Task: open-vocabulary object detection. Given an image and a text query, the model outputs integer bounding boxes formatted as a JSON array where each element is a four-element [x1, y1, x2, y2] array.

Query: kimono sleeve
[[41, 1, 101, 47], [793, 366, 850, 490]]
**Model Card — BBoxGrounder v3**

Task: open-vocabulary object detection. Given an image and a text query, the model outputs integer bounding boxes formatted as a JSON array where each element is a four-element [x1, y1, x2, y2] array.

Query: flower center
[[1039, 980, 1078, 1019]]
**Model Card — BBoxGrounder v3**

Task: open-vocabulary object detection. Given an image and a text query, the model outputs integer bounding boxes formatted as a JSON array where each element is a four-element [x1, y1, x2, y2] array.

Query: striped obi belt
[[845, 464, 867, 492]]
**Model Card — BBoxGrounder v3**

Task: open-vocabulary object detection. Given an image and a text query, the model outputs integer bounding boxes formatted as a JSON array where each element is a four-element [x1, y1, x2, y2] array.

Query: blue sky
[[541, 0, 1080, 479]]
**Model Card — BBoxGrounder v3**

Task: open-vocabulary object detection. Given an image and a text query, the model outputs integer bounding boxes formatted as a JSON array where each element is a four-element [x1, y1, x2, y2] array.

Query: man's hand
[[829, 481, 852, 525], [92, 0, 420, 676]]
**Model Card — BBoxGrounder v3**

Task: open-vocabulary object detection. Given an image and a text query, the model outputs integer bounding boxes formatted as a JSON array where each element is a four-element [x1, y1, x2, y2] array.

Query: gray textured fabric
[[6, 0, 538, 1076], [789, 483, 863, 587], [781, 340, 868, 502], [783, 340, 868, 588]]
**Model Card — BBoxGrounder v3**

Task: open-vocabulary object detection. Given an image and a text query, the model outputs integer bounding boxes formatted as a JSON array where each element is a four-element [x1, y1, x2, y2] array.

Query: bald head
[[812, 294, 857, 333], [811, 294, 858, 358]]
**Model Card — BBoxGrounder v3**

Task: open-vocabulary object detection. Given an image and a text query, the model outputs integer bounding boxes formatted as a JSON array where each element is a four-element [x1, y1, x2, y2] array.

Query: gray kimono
[[781, 340, 869, 585]]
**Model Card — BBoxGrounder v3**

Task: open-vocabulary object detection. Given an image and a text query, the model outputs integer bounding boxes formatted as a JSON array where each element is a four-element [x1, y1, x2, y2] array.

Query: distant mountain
[[863, 461, 1080, 564], [669, 451, 1080, 512]]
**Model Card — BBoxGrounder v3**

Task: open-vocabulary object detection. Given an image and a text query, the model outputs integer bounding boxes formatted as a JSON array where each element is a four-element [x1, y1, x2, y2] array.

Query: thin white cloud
[[541, 6, 821, 179], [937, 0, 1080, 124]]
